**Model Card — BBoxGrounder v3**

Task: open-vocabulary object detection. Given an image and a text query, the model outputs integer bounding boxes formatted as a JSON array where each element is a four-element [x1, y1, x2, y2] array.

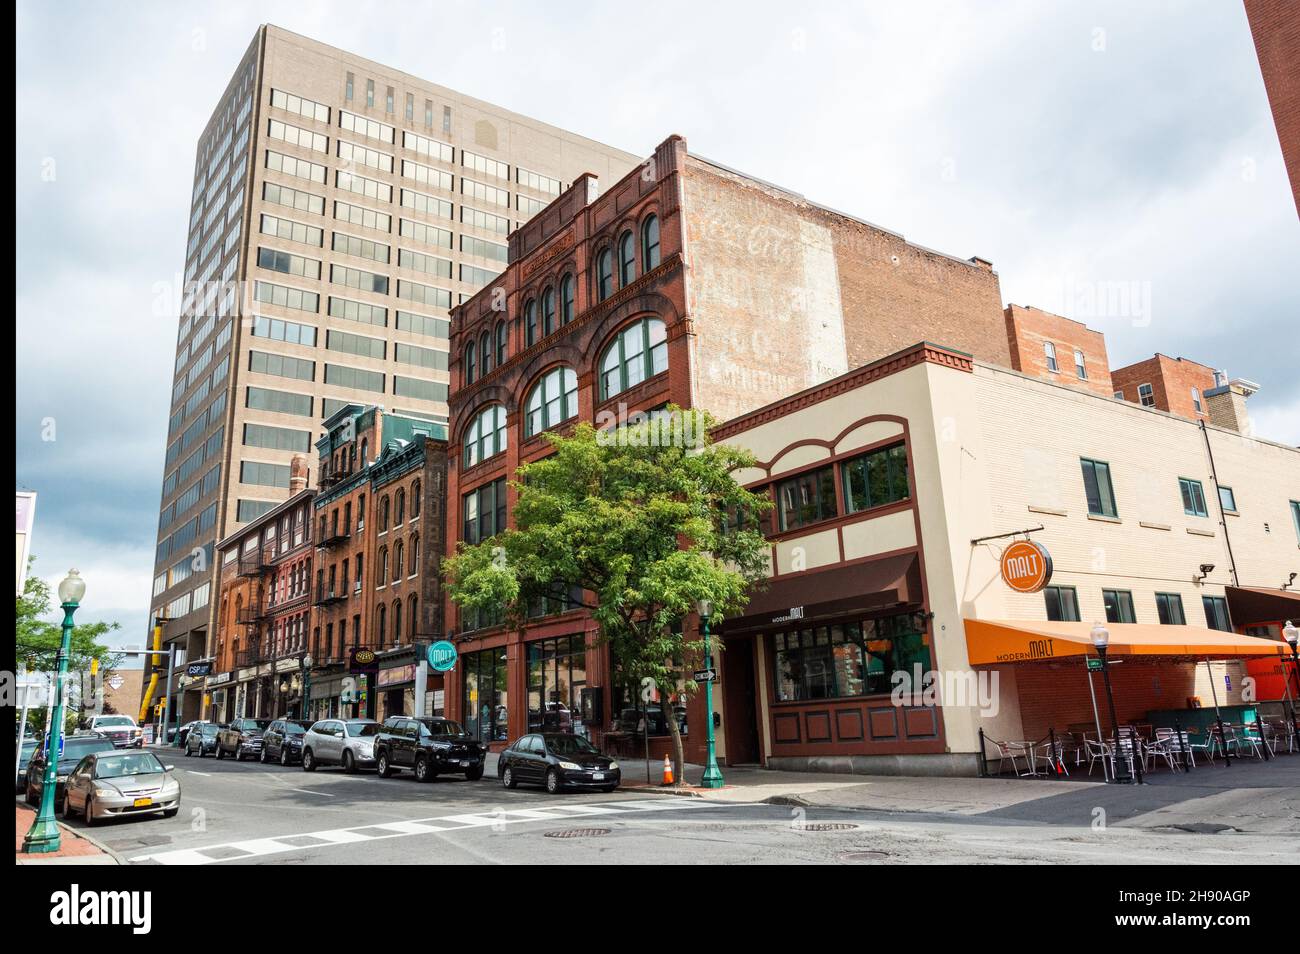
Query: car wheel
[[259, 747, 269, 764], [466, 765, 484, 782], [280, 748, 290, 767], [376, 752, 391, 778], [414, 754, 432, 783], [85, 796, 100, 827], [214, 744, 224, 760], [302, 748, 316, 772], [545, 768, 562, 795], [184, 744, 192, 758], [502, 766, 517, 790], [61, 793, 73, 819], [342, 750, 356, 774]]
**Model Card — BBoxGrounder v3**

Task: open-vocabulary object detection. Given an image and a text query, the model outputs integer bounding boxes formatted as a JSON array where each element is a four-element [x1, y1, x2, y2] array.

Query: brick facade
[[1246, 0, 1300, 216], [1111, 353, 1218, 422], [1004, 304, 1113, 397]]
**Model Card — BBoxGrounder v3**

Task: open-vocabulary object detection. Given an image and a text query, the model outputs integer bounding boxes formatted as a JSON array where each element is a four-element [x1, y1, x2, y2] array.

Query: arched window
[[560, 274, 574, 325], [392, 599, 402, 645], [524, 366, 579, 437], [408, 594, 418, 639], [464, 342, 477, 385], [641, 214, 660, 270], [380, 496, 390, 531], [379, 546, 389, 582], [409, 534, 419, 575], [464, 404, 508, 466], [541, 287, 556, 337], [395, 488, 405, 526], [394, 541, 404, 581], [494, 320, 507, 365], [359, 438, 368, 466], [595, 249, 613, 301], [377, 604, 387, 648], [525, 298, 538, 347], [618, 230, 635, 286], [480, 330, 492, 376], [599, 317, 669, 400], [410, 480, 421, 518]]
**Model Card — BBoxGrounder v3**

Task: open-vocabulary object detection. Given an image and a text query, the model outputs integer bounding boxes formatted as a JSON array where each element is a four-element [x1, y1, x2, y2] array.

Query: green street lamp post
[[300, 653, 313, 720], [23, 569, 86, 854], [697, 599, 724, 789], [1091, 622, 1132, 784]]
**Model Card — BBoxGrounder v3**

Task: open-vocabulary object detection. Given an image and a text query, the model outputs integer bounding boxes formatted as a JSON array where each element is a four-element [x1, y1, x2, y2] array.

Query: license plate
[[460, 760, 472, 767], [132, 797, 152, 807], [592, 772, 605, 781]]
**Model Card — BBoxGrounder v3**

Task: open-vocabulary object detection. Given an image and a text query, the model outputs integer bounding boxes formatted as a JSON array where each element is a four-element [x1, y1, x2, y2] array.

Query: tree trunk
[[661, 691, 686, 786]]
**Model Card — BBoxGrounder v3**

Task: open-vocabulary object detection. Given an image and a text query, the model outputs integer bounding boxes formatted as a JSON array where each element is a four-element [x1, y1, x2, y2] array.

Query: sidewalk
[[622, 760, 1090, 814], [14, 804, 121, 865]]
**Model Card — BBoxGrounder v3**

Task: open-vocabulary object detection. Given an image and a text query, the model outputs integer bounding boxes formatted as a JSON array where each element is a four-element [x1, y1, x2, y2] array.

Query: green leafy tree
[[16, 563, 123, 694], [444, 408, 771, 782]]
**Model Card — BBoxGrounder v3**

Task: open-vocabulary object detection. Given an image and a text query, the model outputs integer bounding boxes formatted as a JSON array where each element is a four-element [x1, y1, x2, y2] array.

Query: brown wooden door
[[722, 636, 761, 764]]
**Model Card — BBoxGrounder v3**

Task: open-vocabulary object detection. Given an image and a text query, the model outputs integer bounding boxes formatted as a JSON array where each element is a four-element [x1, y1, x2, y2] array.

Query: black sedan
[[15, 737, 40, 791], [184, 722, 221, 757], [261, 719, 312, 765], [24, 734, 118, 805], [498, 733, 620, 794]]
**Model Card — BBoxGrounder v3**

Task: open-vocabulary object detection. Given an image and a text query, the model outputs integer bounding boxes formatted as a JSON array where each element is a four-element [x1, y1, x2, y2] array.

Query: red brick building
[[1245, 0, 1300, 216], [1004, 304, 1113, 397], [443, 134, 1013, 759], [1111, 353, 1218, 422]]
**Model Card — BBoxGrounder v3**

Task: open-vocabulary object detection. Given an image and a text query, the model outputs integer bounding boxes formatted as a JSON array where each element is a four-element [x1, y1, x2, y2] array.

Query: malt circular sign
[[427, 640, 458, 673], [1000, 540, 1053, 593]]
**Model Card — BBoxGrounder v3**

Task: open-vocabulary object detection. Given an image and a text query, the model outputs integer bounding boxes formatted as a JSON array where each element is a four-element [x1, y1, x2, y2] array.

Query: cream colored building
[[710, 342, 1299, 775], [147, 24, 639, 720]]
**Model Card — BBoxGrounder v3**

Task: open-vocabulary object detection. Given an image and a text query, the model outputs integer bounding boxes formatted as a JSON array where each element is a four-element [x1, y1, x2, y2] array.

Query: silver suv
[[301, 718, 380, 773]]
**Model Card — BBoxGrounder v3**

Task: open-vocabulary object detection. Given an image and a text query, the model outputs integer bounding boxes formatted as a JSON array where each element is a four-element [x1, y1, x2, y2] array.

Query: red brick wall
[[1004, 304, 1113, 396], [1015, 662, 1199, 740], [1111, 354, 1218, 421], [1246, 0, 1300, 216]]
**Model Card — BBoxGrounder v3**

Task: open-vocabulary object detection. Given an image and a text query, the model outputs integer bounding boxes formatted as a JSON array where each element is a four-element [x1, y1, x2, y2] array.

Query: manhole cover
[[544, 827, 611, 839], [1160, 823, 1240, 835], [797, 823, 860, 833], [841, 850, 890, 863]]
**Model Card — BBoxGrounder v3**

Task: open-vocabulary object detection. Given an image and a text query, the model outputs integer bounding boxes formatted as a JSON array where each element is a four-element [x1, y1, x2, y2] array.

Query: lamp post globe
[[1089, 621, 1128, 783]]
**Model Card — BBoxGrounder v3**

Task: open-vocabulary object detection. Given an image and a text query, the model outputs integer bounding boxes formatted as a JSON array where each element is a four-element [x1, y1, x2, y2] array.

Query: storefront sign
[[427, 640, 458, 672], [208, 671, 231, 686], [771, 606, 805, 625], [186, 661, 213, 678], [378, 664, 416, 688], [349, 647, 379, 675], [1000, 541, 1053, 593]]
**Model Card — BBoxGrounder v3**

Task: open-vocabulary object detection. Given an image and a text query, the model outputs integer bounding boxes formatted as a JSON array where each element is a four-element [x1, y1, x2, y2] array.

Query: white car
[[85, 714, 144, 748], [301, 718, 380, 773]]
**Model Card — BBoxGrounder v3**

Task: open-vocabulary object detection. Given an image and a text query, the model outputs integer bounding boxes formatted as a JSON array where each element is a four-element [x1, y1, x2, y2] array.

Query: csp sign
[[427, 640, 457, 673], [1000, 540, 1053, 593]]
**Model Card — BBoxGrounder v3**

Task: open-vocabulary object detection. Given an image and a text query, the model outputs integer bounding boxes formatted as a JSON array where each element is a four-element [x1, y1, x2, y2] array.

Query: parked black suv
[[261, 719, 312, 765], [373, 717, 486, 782], [215, 718, 271, 760]]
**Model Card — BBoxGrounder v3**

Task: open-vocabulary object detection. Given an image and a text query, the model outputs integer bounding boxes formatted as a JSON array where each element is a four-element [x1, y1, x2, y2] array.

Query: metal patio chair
[[985, 736, 1030, 777]]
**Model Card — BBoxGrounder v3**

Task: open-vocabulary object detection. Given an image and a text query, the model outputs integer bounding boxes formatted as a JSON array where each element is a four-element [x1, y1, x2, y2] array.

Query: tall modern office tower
[[148, 24, 637, 719]]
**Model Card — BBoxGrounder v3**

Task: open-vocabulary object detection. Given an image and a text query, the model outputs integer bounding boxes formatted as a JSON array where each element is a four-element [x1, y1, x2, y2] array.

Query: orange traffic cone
[[661, 754, 674, 786]]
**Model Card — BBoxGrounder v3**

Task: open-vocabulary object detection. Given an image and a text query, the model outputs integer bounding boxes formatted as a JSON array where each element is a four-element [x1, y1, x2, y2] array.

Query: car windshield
[[421, 720, 467, 737], [94, 753, 165, 779], [245, 720, 271, 730], [61, 739, 115, 761], [94, 716, 135, 727], [345, 722, 380, 737], [198, 725, 220, 736], [546, 735, 599, 756], [284, 723, 307, 735]]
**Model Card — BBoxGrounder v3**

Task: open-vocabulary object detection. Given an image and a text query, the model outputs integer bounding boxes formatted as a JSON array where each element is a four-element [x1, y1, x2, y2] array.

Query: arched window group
[[524, 366, 578, 437], [464, 404, 508, 467], [600, 317, 668, 400]]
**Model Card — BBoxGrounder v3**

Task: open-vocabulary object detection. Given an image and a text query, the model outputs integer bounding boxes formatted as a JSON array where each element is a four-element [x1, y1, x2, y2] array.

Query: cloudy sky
[[16, 0, 1298, 651]]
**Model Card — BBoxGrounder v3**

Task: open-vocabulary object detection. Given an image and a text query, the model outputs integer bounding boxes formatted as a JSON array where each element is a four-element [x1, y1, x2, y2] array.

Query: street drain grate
[[840, 850, 890, 863], [797, 823, 860, 833], [1159, 823, 1240, 835], [544, 827, 611, 839]]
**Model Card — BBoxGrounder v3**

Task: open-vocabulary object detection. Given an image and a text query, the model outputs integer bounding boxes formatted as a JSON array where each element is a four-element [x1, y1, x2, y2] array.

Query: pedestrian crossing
[[129, 797, 713, 865]]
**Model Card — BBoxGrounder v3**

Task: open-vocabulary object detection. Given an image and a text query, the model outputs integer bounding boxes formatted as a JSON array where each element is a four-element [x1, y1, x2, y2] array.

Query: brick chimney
[[1204, 374, 1260, 434], [289, 454, 309, 493]]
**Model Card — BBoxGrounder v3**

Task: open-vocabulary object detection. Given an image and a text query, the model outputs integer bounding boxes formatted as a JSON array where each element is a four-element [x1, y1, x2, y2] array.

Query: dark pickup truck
[[215, 718, 271, 760], [373, 717, 486, 782]]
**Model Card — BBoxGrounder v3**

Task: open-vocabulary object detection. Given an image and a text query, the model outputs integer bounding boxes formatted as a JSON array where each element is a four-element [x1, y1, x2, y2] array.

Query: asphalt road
[[40, 747, 1300, 865]]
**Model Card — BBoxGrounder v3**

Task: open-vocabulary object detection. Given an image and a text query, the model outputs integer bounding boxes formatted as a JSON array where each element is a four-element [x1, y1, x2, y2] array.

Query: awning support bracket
[[970, 525, 1044, 546]]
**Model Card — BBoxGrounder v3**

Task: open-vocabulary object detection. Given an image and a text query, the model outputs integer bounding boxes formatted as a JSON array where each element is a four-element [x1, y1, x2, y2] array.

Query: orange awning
[[964, 618, 1291, 666]]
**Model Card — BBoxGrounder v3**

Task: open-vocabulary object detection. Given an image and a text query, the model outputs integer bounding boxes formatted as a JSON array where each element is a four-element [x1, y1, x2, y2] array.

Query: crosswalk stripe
[[129, 796, 707, 865]]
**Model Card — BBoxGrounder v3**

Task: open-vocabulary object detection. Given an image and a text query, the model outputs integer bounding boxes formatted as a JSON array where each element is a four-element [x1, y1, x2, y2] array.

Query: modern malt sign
[[1000, 540, 1053, 593]]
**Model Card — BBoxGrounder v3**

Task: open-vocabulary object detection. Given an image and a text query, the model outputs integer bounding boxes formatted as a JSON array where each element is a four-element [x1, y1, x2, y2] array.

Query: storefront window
[[841, 442, 909, 513], [773, 616, 927, 702], [462, 647, 509, 743], [527, 635, 587, 736]]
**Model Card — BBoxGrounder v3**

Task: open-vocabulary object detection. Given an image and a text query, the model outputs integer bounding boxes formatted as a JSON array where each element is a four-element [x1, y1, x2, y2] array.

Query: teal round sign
[[427, 640, 458, 673]]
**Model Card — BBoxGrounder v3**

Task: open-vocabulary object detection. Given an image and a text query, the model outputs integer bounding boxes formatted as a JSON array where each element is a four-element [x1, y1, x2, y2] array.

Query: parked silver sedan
[[62, 750, 181, 826], [301, 718, 379, 773]]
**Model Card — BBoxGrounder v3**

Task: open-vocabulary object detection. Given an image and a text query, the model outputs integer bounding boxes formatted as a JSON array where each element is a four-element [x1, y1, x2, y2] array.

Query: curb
[[63, 821, 127, 866]]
